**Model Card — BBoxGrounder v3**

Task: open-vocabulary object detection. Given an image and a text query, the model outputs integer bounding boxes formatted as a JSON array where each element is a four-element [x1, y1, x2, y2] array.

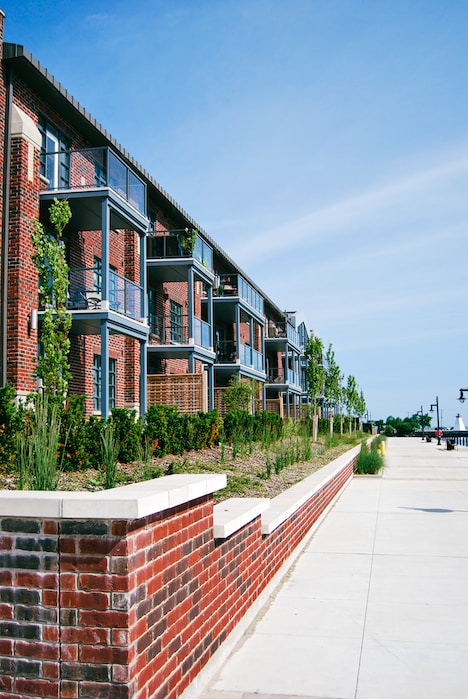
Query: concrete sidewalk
[[199, 437, 468, 699]]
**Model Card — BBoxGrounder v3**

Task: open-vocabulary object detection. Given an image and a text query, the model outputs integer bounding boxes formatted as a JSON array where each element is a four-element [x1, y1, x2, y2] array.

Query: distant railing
[[147, 231, 213, 270], [215, 340, 237, 364], [67, 267, 143, 320], [149, 314, 211, 349], [265, 321, 300, 347], [216, 274, 264, 314], [266, 368, 300, 386], [239, 342, 264, 371], [40, 147, 146, 215]]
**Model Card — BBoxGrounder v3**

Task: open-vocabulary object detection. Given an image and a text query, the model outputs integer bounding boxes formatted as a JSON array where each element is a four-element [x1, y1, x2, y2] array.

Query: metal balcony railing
[[215, 340, 237, 364], [67, 268, 143, 320], [40, 147, 146, 215], [147, 232, 213, 270], [149, 314, 211, 349], [265, 321, 300, 347], [239, 343, 264, 371], [266, 368, 301, 386], [215, 274, 264, 314]]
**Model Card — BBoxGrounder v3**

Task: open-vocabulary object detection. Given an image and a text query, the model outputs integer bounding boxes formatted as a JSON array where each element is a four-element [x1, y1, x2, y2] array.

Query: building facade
[[0, 11, 311, 419]]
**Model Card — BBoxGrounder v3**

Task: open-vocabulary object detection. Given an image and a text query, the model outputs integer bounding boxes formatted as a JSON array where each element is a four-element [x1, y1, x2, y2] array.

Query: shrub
[[111, 408, 143, 463], [355, 439, 384, 474], [16, 394, 61, 490], [59, 395, 89, 471], [0, 384, 22, 467]]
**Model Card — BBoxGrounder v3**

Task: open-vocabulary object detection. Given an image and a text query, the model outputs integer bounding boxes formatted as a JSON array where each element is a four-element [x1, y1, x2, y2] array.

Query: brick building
[[0, 10, 311, 419]]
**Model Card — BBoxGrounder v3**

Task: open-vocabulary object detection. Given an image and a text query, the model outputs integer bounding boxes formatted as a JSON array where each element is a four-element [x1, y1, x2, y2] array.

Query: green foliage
[[0, 384, 22, 467], [31, 198, 72, 396], [110, 408, 143, 463], [304, 335, 326, 413], [355, 438, 384, 474], [81, 415, 108, 468], [324, 343, 343, 413], [223, 377, 254, 412], [383, 414, 428, 437], [16, 394, 62, 490], [100, 420, 119, 489], [59, 395, 89, 471]]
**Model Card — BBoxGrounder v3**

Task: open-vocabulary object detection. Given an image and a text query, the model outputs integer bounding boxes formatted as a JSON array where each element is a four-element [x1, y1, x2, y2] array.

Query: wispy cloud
[[232, 150, 468, 262]]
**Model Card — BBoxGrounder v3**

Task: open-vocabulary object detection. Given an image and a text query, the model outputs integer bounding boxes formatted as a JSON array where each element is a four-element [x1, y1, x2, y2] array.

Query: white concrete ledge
[[0, 473, 227, 520], [261, 444, 359, 535], [213, 497, 270, 539]]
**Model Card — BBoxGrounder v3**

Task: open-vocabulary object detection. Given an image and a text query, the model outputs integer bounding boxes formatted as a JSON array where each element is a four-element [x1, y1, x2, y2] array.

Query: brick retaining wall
[[0, 447, 358, 699]]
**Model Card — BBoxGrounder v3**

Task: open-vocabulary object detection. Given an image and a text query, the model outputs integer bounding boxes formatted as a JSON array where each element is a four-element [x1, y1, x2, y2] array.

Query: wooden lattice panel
[[147, 374, 204, 414]]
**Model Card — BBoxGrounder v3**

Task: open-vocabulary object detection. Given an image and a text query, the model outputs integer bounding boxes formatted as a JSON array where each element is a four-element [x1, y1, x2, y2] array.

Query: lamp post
[[458, 389, 468, 403], [417, 406, 425, 441], [430, 396, 441, 445]]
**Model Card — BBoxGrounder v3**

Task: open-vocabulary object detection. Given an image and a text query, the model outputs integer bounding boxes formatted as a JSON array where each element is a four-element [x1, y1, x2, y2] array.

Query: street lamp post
[[417, 405, 425, 441], [458, 389, 468, 403], [430, 396, 441, 445]]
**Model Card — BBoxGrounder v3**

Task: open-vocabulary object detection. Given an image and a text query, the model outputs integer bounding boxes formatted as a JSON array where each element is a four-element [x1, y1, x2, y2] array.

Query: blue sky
[[3, 0, 467, 424]]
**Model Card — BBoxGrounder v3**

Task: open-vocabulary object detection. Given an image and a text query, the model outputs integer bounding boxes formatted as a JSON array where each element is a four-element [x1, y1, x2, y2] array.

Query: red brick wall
[[0, 454, 355, 699]]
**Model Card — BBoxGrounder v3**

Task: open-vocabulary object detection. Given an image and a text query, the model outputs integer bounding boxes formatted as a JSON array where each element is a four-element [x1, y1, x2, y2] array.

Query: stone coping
[[0, 473, 226, 520], [213, 498, 270, 539], [0, 444, 359, 526], [261, 443, 359, 534]]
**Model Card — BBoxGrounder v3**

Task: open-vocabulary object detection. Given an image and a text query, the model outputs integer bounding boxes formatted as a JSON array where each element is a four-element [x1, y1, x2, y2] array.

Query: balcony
[[266, 368, 301, 386], [40, 147, 146, 216], [147, 232, 213, 269], [68, 268, 143, 320], [149, 314, 211, 349], [239, 343, 264, 371], [215, 274, 264, 314], [265, 321, 300, 347]]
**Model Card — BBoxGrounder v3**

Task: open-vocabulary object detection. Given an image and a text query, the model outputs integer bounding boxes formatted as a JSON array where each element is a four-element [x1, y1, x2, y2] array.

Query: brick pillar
[[7, 107, 42, 398]]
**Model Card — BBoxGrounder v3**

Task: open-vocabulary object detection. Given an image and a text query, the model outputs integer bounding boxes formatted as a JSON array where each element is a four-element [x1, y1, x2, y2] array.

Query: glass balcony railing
[[193, 317, 211, 348], [265, 321, 300, 346], [266, 368, 300, 386], [239, 343, 264, 371], [40, 147, 146, 215], [215, 274, 264, 314], [147, 231, 213, 271], [149, 314, 211, 349], [67, 267, 143, 320], [215, 340, 237, 364]]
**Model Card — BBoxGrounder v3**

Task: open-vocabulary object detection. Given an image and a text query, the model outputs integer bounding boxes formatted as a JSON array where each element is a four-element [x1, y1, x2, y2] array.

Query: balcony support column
[[188, 265, 194, 343], [140, 339, 147, 416], [101, 199, 110, 307], [100, 320, 110, 419], [235, 304, 240, 362]]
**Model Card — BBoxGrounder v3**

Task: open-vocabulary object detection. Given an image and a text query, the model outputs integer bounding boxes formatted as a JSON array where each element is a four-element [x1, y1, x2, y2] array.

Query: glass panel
[[108, 151, 127, 200]]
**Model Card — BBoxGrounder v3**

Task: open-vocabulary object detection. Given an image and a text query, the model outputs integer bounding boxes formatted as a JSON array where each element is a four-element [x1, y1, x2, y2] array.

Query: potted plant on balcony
[[180, 227, 198, 256]]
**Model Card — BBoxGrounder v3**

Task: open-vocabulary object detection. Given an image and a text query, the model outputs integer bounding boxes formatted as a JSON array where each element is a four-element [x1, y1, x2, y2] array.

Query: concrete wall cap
[[0, 473, 227, 520]]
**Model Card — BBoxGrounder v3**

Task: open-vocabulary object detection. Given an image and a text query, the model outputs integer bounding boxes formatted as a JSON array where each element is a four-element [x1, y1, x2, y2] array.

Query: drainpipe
[[1, 63, 12, 387]]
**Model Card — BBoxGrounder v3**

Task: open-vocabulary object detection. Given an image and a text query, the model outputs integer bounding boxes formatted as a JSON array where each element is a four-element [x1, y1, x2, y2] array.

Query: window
[[93, 355, 116, 411], [93, 256, 102, 293], [93, 256, 117, 307], [39, 116, 70, 188], [170, 300, 183, 343]]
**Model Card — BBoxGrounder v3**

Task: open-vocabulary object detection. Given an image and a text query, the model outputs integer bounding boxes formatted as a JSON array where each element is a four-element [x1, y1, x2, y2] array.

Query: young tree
[[344, 374, 358, 435], [31, 198, 72, 396], [324, 343, 342, 433], [304, 335, 326, 415]]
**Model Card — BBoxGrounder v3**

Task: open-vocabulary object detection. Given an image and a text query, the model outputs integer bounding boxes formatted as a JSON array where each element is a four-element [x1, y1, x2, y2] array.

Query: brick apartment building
[[0, 10, 310, 420]]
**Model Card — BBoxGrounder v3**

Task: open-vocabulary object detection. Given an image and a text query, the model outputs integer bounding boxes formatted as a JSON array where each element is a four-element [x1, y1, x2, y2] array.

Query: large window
[[39, 116, 70, 189], [93, 355, 116, 412], [170, 300, 183, 343]]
